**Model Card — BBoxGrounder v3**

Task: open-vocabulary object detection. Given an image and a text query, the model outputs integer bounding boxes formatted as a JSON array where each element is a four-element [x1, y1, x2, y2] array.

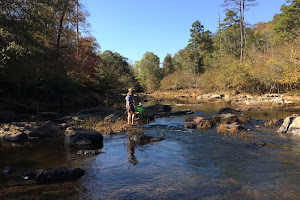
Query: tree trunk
[[239, 0, 244, 62], [76, 0, 79, 54], [55, 1, 69, 71]]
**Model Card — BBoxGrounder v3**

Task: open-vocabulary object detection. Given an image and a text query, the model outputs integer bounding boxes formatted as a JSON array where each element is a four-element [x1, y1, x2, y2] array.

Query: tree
[[187, 20, 213, 52], [133, 52, 162, 91], [95, 50, 135, 92], [222, 0, 258, 61], [217, 11, 241, 57], [162, 54, 175, 77], [273, 0, 300, 43]]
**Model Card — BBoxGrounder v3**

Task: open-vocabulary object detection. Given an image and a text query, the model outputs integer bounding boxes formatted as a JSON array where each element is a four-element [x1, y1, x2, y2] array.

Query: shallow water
[[1, 103, 300, 200]]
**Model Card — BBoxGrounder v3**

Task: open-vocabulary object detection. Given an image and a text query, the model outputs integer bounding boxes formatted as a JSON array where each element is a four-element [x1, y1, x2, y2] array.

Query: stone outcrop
[[63, 127, 103, 146], [277, 115, 300, 135]]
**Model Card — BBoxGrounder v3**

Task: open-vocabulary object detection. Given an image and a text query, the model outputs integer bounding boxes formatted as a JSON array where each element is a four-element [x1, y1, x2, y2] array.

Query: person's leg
[[131, 113, 135, 125], [128, 112, 132, 125]]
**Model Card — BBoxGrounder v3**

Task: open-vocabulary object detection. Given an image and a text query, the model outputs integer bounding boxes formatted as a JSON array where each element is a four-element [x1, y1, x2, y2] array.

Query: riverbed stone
[[64, 127, 103, 146]]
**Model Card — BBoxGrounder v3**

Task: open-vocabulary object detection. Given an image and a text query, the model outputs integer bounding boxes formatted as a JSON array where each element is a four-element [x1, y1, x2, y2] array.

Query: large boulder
[[211, 108, 251, 124], [63, 127, 103, 146], [277, 115, 300, 135]]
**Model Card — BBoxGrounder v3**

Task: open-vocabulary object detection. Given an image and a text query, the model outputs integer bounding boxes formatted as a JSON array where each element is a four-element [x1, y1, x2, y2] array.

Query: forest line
[[0, 0, 299, 112]]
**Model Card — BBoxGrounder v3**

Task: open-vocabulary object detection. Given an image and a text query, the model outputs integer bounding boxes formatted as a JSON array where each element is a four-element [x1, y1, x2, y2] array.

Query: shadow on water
[[1, 101, 300, 199]]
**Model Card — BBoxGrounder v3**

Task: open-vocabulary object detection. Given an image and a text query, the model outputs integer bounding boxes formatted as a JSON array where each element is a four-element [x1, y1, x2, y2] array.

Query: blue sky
[[83, 0, 286, 64]]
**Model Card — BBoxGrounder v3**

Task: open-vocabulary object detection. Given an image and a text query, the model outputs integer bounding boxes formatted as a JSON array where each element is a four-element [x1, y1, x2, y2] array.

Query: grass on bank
[[78, 118, 144, 135]]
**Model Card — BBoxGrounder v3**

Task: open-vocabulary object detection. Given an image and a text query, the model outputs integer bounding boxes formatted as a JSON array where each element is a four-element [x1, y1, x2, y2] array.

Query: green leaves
[[133, 52, 162, 91], [273, 0, 300, 43]]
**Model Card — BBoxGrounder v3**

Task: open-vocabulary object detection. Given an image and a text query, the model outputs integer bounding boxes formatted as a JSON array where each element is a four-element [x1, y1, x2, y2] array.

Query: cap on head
[[138, 102, 143, 106]]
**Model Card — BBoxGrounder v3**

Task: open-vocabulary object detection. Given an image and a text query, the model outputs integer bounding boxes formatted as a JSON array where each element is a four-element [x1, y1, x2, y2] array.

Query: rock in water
[[277, 115, 300, 135], [2, 166, 17, 175], [64, 127, 103, 146]]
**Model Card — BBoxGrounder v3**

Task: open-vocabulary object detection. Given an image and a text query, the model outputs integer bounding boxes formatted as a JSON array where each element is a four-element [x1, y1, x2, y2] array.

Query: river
[[1, 102, 300, 199]]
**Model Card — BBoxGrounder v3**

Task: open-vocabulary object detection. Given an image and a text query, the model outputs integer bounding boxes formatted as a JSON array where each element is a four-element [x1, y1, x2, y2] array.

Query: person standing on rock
[[125, 88, 135, 125]]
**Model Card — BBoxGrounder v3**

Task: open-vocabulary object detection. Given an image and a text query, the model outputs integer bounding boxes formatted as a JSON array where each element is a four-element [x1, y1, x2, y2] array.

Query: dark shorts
[[127, 106, 135, 113]]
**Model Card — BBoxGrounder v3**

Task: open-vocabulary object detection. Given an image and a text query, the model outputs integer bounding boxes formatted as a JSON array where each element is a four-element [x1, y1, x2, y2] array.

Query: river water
[[1, 102, 300, 199]]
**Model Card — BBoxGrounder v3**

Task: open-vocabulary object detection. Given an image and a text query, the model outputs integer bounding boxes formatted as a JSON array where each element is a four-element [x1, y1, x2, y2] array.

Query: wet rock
[[184, 116, 204, 129], [63, 127, 103, 146], [1, 131, 28, 143], [77, 149, 102, 156], [211, 113, 239, 124], [277, 115, 300, 135], [246, 141, 266, 148], [184, 116, 213, 129], [20, 169, 37, 180], [252, 141, 266, 146], [2, 166, 17, 175], [143, 104, 172, 120], [33, 168, 85, 184], [217, 123, 244, 134], [129, 134, 164, 145], [264, 119, 284, 127], [172, 109, 194, 116], [212, 108, 251, 124]]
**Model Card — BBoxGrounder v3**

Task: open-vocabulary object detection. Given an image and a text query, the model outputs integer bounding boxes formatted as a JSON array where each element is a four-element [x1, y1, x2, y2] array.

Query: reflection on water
[[1, 102, 300, 199]]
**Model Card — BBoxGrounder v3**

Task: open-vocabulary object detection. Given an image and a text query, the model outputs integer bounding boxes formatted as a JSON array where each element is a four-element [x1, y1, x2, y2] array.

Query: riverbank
[[145, 89, 300, 111]]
